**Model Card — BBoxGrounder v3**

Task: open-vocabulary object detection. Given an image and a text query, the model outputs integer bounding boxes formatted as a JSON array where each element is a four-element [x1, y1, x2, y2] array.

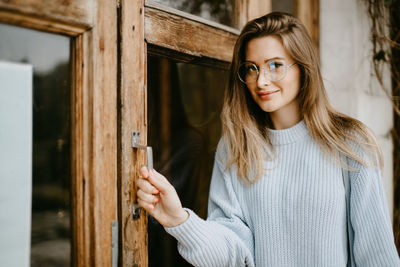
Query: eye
[[245, 63, 258, 73], [268, 60, 284, 69]]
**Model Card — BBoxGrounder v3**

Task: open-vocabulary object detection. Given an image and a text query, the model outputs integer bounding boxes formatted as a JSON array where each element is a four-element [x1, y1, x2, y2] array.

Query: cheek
[[246, 84, 258, 98], [282, 72, 301, 96]]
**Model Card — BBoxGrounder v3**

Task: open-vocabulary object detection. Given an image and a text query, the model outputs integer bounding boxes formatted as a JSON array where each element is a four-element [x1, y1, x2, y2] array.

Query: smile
[[257, 90, 279, 99]]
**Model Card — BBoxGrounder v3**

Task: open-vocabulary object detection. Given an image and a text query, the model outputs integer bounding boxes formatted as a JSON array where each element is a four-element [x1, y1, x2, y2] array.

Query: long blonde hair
[[221, 12, 383, 184]]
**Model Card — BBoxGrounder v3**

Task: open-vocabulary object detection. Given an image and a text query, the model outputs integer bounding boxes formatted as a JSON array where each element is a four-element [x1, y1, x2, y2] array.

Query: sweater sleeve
[[164, 143, 255, 267], [350, 164, 400, 266]]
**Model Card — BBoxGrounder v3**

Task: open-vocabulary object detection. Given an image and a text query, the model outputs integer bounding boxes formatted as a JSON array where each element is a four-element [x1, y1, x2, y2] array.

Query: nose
[[257, 68, 272, 87]]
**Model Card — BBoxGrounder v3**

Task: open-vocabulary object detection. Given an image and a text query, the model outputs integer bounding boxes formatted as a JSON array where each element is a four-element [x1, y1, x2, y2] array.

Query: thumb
[[140, 166, 149, 178], [147, 169, 172, 193]]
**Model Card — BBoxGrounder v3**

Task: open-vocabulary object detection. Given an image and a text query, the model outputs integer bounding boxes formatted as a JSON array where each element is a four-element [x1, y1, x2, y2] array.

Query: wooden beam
[[144, 3, 239, 63], [71, 0, 118, 266], [0, 10, 89, 36], [0, 0, 93, 30], [246, 0, 272, 22], [89, 0, 118, 263], [233, 0, 247, 30], [235, 0, 272, 31], [119, 0, 148, 266], [294, 0, 320, 51], [71, 33, 87, 267]]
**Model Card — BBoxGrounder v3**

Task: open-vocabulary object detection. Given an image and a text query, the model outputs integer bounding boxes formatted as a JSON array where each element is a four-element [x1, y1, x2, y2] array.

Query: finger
[[138, 199, 155, 211], [137, 178, 159, 194], [140, 166, 149, 179], [137, 189, 159, 204], [147, 169, 173, 193]]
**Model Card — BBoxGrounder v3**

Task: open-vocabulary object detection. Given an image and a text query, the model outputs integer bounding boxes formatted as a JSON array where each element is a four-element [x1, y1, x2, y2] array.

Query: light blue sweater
[[165, 120, 400, 266]]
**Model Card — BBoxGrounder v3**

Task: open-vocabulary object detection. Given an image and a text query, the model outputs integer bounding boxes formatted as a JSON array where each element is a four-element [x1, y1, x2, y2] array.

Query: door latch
[[131, 131, 153, 220], [132, 131, 153, 169]]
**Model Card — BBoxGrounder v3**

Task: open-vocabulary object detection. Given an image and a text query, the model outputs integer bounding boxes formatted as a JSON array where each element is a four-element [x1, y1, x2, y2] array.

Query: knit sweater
[[164, 120, 400, 267]]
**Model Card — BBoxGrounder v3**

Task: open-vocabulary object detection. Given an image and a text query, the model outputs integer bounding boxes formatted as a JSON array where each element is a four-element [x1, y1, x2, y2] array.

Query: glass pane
[[0, 24, 71, 266], [272, 0, 294, 14], [151, 0, 237, 28], [147, 55, 228, 267]]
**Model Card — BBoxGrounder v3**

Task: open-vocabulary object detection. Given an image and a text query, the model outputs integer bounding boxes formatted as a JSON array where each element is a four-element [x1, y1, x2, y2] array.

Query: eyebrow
[[244, 57, 286, 63]]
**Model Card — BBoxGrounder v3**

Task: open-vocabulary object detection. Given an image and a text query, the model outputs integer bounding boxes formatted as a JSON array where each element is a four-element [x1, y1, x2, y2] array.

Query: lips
[[257, 90, 279, 99], [257, 90, 279, 96]]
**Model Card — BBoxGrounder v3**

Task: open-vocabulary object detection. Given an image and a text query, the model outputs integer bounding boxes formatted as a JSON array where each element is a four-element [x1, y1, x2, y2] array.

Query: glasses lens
[[238, 62, 258, 84], [268, 60, 286, 81]]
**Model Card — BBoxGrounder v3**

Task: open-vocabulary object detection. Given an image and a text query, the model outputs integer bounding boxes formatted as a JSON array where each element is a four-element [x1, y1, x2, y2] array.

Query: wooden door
[[119, 0, 319, 266], [119, 1, 253, 266], [0, 1, 118, 266]]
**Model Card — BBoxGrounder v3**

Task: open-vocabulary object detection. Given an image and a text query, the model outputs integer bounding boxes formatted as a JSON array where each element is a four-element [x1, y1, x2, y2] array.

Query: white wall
[[0, 61, 32, 267], [320, 0, 394, 219]]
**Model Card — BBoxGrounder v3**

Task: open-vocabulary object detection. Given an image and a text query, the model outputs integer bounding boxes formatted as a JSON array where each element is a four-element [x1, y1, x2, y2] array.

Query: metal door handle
[[131, 131, 153, 220], [131, 131, 153, 169]]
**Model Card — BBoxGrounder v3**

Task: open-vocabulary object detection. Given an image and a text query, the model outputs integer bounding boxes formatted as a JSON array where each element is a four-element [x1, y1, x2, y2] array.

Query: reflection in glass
[[151, 0, 236, 28], [148, 55, 228, 267], [0, 23, 71, 266], [272, 0, 294, 14]]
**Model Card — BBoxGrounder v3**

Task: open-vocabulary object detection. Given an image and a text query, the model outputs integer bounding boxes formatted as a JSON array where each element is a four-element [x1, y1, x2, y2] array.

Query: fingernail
[[153, 189, 159, 194], [148, 204, 154, 210], [154, 197, 159, 203]]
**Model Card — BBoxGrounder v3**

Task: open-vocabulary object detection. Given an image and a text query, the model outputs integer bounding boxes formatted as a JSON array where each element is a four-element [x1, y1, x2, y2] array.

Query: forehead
[[244, 35, 291, 62]]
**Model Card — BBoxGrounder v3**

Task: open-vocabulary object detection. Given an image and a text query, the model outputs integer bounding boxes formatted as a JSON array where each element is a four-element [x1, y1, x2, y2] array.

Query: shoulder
[[214, 137, 240, 180], [216, 137, 229, 164], [342, 123, 382, 175]]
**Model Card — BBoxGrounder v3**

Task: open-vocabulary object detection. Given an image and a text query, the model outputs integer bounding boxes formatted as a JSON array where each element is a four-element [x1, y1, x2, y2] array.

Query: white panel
[[0, 61, 33, 267]]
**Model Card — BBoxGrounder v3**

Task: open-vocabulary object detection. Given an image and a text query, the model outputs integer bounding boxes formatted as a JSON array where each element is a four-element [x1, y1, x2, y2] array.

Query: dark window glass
[[151, 0, 237, 28], [0, 23, 71, 267], [147, 55, 228, 267]]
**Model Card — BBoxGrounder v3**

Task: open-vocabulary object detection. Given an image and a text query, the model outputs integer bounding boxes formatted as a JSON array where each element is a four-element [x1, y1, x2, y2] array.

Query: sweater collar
[[267, 120, 309, 145]]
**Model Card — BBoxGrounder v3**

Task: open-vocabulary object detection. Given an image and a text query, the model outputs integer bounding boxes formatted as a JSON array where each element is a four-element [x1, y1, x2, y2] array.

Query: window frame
[[0, 1, 118, 266]]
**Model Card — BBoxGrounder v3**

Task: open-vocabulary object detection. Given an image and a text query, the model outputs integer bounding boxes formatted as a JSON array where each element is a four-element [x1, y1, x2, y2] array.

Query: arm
[[164, 156, 255, 267], [137, 140, 255, 267], [350, 165, 400, 266]]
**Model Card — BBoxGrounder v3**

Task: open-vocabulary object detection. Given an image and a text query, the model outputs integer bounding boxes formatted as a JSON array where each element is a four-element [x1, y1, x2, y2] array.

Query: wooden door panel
[[0, 1, 118, 266], [118, 0, 148, 266]]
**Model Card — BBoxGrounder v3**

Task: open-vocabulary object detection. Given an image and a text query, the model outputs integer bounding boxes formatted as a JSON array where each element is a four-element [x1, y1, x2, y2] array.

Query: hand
[[137, 166, 189, 227]]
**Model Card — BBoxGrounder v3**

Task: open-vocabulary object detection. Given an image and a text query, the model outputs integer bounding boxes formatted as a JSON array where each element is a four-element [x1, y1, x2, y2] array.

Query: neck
[[269, 100, 301, 130]]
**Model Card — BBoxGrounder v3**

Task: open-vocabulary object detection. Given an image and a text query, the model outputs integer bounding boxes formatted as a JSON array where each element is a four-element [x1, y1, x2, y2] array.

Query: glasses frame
[[237, 60, 296, 84]]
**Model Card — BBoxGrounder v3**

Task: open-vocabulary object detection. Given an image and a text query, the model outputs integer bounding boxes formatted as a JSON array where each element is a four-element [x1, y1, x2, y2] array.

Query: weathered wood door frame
[[0, 1, 118, 266], [119, 0, 319, 266]]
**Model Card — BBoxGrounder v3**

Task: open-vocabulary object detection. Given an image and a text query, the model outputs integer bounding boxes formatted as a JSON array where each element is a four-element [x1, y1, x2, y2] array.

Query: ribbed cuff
[[164, 208, 205, 250]]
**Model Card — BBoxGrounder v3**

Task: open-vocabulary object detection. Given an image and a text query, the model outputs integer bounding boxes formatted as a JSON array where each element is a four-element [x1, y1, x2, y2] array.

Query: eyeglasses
[[237, 59, 296, 84]]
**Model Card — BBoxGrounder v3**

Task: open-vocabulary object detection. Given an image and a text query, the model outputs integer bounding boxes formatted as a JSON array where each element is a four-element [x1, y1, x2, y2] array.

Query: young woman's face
[[244, 35, 301, 117]]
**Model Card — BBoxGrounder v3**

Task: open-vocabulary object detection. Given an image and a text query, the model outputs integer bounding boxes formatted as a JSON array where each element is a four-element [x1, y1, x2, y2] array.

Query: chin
[[258, 103, 279, 113]]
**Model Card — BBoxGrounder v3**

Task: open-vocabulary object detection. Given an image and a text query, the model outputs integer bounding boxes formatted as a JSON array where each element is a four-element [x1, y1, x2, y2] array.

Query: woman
[[137, 12, 400, 266]]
